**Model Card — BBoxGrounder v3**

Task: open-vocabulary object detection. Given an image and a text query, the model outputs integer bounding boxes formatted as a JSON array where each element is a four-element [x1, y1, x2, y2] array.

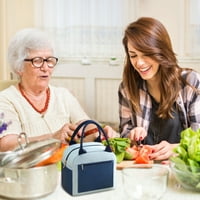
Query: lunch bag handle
[[69, 120, 112, 155]]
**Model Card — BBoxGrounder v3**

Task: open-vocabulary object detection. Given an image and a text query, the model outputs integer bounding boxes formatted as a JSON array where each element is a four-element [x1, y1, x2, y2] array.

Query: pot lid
[[1, 133, 61, 169]]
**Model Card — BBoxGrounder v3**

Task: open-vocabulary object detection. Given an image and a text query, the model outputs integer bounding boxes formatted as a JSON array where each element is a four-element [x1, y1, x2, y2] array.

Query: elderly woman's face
[[20, 49, 54, 89], [127, 42, 159, 81]]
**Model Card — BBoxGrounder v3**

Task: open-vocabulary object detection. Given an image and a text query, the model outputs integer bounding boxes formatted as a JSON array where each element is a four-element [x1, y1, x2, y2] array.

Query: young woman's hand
[[128, 127, 147, 142], [149, 141, 178, 161]]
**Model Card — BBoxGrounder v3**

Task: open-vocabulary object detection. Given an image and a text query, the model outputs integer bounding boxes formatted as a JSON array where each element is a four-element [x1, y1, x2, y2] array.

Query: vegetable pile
[[170, 128, 200, 190], [102, 138, 152, 164]]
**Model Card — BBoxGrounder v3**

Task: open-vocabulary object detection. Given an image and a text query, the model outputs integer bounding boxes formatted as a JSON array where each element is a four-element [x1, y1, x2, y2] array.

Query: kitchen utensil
[[1, 133, 61, 168], [0, 163, 58, 199], [0, 132, 61, 199], [170, 161, 200, 192], [116, 160, 153, 170], [122, 164, 169, 200]]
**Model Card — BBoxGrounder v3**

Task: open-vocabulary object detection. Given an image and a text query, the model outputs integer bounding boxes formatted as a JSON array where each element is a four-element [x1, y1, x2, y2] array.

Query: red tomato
[[134, 145, 152, 164], [135, 154, 150, 164], [140, 145, 152, 155], [131, 145, 139, 151]]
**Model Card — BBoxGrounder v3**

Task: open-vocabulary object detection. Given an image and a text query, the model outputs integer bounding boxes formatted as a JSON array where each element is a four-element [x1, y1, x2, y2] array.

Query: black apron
[[144, 96, 184, 145]]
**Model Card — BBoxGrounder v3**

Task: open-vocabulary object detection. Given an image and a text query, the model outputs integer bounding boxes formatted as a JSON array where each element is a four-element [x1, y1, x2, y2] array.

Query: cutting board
[[116, 160, 153, 170]]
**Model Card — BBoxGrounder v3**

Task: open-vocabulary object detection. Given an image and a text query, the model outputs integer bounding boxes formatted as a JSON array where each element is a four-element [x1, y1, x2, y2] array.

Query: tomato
[[131, 145, 139, 151], [135, 153, 150, 164], [140, 145, 152, 155], [134, 145, 152, 164], [124, 147, 139, 160]]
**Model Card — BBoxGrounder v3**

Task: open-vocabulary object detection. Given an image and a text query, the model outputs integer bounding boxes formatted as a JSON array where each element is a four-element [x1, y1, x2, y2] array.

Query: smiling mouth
[[139, 66, 151, 73]]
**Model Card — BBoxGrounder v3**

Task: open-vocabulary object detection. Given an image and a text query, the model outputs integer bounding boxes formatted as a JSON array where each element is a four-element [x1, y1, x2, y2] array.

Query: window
[[186, 0, 200, 57], [35, 0, 136, 60]]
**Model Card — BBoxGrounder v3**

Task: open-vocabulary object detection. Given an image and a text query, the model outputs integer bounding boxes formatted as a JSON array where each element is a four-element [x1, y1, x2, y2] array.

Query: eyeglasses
[[24, 57, 58, 68]]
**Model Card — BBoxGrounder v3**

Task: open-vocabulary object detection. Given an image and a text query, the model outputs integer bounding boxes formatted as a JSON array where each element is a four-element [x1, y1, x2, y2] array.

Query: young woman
[[119, 17, 200, 161]]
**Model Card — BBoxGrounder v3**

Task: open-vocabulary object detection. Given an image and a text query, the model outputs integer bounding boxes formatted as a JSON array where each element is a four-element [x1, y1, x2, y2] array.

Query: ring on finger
[[65, 134, 71, 142]]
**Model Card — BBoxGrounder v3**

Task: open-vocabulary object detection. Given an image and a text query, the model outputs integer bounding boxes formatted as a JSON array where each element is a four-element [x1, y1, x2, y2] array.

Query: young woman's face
[[127, 42, 160, 81]]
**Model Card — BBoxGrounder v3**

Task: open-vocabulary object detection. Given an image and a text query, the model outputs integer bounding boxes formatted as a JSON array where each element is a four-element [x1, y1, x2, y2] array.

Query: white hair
[[7, 28, 54, 74]]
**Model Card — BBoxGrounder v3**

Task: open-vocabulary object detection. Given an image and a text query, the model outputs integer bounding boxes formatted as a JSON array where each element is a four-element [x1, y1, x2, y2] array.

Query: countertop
[[41, 168, 199, 200], [0, 167, 199, 200]]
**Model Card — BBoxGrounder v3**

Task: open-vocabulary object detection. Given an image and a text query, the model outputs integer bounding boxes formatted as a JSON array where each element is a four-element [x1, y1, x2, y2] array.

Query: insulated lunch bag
[[61, 120, 116, 196]]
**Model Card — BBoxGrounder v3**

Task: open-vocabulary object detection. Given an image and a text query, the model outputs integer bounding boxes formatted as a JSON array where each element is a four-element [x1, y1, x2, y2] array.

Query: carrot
[[35, 143, 68, 167]]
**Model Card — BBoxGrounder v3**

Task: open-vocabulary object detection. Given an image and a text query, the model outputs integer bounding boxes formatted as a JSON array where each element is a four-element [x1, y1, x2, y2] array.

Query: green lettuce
[[171, 128, 200, 190], [102, 138, 131, 163]]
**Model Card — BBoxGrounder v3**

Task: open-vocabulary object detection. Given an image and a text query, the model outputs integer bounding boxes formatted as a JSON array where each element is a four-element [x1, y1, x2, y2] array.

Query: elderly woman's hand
[[52, 123, 80, 144], [149, 141, 178, 161], [52, 122, 118, 143], [81, 124, 118, 141], [103, 125, 118, 138]]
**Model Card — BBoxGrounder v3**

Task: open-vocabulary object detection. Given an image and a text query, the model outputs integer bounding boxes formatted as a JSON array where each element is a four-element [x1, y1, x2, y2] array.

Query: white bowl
[[122, 164, 169, 200]]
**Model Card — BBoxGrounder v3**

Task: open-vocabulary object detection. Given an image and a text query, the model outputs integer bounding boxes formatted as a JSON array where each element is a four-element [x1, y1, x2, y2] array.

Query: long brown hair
[[122, 17, 188, 119]]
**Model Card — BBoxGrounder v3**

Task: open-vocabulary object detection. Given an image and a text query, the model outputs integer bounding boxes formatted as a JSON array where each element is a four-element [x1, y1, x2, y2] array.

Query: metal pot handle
[[0, 168, 18, 183], [18, 132, 29, 150]]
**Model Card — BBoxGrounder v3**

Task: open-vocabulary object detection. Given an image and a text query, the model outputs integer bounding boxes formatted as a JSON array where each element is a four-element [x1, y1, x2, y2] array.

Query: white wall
[[138, 0, 185, 57], [0, 0, 35, 80], [51, 61, 123, 123], [50, 0, 200, 125], [1, 0, 200, 125]]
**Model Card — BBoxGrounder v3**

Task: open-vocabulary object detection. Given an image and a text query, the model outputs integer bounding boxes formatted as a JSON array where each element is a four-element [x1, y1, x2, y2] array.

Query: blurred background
[[0, 0, 199, 127]]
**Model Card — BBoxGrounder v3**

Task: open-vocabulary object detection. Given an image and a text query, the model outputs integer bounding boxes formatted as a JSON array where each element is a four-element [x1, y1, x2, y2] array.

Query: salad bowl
[[170, 127, 200, 192], [170, 161, 200, 191]]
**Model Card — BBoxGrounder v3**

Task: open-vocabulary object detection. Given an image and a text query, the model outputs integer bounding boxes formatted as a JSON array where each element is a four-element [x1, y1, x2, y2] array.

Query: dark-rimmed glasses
[[24, 57, 58, 68]]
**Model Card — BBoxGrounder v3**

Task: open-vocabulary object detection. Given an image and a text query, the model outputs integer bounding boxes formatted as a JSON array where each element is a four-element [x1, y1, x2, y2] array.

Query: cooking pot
[[1, 132, 61, 168], [0, 133, 61, 199], [0, 163, 58, 199], [0, 151, 15, 161]]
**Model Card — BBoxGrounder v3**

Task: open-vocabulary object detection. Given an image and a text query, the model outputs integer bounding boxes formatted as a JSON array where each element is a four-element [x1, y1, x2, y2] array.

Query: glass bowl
[[122, 164, 169, 200], [170, 161, 200, 192]]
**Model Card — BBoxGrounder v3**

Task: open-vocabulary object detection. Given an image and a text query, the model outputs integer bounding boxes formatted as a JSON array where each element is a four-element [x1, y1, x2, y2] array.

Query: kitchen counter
[[0, 168, 199, 200], [40, 169, 199, 200]]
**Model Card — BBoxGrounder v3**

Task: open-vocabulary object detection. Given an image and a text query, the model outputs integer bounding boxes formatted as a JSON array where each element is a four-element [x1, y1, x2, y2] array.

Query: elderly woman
[[0, 28, 115, 151]]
